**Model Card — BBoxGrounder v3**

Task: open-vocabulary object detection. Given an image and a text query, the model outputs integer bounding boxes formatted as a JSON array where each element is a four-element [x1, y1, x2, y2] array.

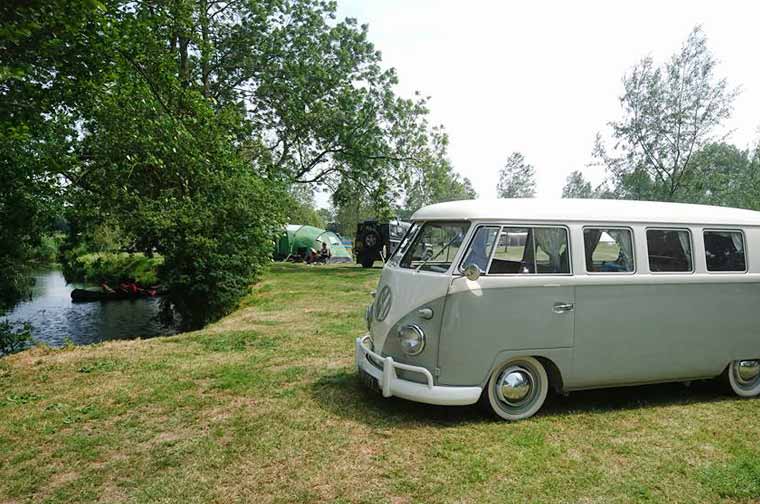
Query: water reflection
[[4, 269, 174, 348]]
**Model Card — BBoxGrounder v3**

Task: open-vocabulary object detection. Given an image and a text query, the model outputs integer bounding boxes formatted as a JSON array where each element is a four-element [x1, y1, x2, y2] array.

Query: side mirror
[[463, 263, 482, 281]]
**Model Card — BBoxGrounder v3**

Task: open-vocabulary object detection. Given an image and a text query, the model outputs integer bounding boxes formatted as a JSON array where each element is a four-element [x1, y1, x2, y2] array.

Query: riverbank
[[1, 263, 759, 503], [61, 252, 162, 286]]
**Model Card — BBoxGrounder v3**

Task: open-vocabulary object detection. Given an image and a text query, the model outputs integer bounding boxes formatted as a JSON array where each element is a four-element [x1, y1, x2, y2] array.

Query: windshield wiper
[[415, 234, 462, 272]]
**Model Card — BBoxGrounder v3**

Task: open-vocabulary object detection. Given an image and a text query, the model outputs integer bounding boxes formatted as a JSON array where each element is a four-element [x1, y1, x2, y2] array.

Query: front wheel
[[485, 356, 548, 421], [727, 359, 760, 397]]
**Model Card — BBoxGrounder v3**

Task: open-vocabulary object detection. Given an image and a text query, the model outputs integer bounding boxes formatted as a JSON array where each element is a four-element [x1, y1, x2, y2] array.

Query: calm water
[[4, 269, 174, 348]]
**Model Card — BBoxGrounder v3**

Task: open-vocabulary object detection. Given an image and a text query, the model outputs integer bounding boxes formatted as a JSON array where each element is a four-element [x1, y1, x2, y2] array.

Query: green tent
[[275, 225, 352, 263]]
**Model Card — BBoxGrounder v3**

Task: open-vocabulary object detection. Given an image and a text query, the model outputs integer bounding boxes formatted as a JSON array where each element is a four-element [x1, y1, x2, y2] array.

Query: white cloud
[[336, 0, 760, 199]]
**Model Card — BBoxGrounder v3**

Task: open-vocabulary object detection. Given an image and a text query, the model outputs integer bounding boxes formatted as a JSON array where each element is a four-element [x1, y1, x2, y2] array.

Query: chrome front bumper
[[354, 335, 482, 406]]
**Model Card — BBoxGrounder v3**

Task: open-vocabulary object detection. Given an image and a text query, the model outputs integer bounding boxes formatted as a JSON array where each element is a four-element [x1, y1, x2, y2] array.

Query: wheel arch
[[479, 349, 571, 392], [535, 356, 565, 394]]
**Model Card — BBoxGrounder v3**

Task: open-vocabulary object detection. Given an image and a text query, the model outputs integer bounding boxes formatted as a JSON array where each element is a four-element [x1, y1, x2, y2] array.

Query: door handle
[[553, 302, 574, 313]]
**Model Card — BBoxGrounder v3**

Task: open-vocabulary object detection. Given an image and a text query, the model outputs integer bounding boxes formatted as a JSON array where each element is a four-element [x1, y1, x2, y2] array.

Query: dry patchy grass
[[0, 263, 759, 503]]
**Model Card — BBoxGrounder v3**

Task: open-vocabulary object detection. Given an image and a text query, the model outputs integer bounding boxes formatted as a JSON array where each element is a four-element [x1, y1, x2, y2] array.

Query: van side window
[[489, 227, 570, 275], [461, 226, 499, 273], [646, 229, 693, 272], [704, 230, 746, 272], [584, 228, 634, 273]]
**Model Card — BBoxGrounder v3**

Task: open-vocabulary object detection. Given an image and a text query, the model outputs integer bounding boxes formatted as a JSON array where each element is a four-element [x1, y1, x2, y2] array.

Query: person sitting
[[118, 278, 140, 296], [319, 242, 331, 263], [600, 250, 629, 272], [128, 278, 139, 295], [100, 280, 116, 294], [118, 278, 130, 294], [305, 248, 318, 265]]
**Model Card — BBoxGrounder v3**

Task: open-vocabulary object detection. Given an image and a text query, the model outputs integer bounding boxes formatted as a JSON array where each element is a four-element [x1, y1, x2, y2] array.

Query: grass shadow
[[310, 370, 486, 428], [270, 263, 380, 277], [540, 379, 733, 417], [311, 369, 735, 426]]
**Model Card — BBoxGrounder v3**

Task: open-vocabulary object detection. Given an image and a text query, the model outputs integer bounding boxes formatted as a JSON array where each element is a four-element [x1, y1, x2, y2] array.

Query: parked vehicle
[[354, 219, 411, 268], [355, 199, 760, 420]]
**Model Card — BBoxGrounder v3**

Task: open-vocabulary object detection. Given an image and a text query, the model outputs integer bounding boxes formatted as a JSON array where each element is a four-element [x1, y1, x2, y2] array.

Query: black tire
[[360, 256, 375, 268]]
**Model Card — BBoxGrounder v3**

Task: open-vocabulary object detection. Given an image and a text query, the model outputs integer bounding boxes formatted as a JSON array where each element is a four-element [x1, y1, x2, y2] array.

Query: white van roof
[[410, 199, 760, 226]]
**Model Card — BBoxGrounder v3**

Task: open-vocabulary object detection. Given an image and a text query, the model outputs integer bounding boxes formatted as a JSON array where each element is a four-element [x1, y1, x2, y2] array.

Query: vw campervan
[[355, 199, 760, 420]]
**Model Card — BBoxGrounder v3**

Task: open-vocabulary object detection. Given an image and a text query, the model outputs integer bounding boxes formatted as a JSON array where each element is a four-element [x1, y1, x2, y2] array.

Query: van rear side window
[[704, 230, 746, 272], [646, 229, 693, 272], [583, 228, 634, 273], [488, 227, 570, 275]]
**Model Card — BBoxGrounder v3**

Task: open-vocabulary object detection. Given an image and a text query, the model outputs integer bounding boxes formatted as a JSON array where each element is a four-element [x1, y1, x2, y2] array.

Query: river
[[3, 269, 175, 348]]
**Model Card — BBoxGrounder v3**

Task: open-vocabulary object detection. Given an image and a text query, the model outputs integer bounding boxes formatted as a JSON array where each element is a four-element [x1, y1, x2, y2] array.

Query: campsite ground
[[1, 263, 759, 503]]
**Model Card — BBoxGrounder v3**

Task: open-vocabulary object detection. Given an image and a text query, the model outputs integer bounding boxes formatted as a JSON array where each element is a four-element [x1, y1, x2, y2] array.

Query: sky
[[328, 0, 760, 202]]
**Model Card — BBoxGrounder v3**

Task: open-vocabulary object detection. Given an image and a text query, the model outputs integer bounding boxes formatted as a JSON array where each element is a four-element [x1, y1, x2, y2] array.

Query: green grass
[[1, 262, 759, 503]]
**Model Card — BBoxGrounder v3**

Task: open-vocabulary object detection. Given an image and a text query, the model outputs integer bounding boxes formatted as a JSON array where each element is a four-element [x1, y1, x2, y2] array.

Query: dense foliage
[[1, 0, 469, 328], [62, 252, 162, 287], [0, 320, 31, 356], [284, 186, 328, 229], [0, 11, 63, 312], [677, 142, 760, 209]]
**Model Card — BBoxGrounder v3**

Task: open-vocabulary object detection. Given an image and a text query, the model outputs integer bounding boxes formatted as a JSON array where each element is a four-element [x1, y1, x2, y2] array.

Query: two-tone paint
[[355, 199, 760, 419]]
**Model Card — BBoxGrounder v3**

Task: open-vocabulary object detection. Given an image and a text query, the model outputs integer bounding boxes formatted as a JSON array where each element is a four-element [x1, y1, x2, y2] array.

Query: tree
[[198, 0, 433, 195], [0, 0, 89, 314], [330, 179, 376, 238], [316, 208, 336, 227], [595, 26, 739, 201], [497, 152, 536, 198], [284, 186, 327, 228], [561, 171, 594, 198], [0, 137, 60, 313], [679, 142, 760, 209], [402, 127, 477, 214], [2, 0, 442, 329]]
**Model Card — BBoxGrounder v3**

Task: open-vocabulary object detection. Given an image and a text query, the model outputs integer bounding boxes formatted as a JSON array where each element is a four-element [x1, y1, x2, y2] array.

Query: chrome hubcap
[[736, 360, 760, 384], [498, 367, 533, 404]]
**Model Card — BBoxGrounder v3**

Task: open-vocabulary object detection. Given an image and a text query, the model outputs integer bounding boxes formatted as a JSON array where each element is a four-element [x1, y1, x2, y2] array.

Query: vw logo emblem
[[374, 285, 392, 321]]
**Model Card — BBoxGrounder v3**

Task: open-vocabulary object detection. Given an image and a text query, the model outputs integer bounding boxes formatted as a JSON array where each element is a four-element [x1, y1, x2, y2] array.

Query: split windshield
[[397, 222, 470, 273]]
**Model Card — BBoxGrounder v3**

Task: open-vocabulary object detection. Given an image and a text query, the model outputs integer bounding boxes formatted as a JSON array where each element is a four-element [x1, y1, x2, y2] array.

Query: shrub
[[30, 233, 64, 265], [63, 252, 162, 286], [0, 320, 32, 356], [156, 170, 283, 330]]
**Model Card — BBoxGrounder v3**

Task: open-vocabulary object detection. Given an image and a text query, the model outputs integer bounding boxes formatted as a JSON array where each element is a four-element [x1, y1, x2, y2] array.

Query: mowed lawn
[[1, 263, 760, 503]]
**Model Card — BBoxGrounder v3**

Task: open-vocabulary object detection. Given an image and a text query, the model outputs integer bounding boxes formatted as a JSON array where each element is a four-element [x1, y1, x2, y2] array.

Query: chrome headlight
[[398, 324, 425, 356]]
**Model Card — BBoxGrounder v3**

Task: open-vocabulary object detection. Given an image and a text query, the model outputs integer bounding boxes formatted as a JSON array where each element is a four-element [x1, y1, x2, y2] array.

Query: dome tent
[[275, 225, 352, 263]]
